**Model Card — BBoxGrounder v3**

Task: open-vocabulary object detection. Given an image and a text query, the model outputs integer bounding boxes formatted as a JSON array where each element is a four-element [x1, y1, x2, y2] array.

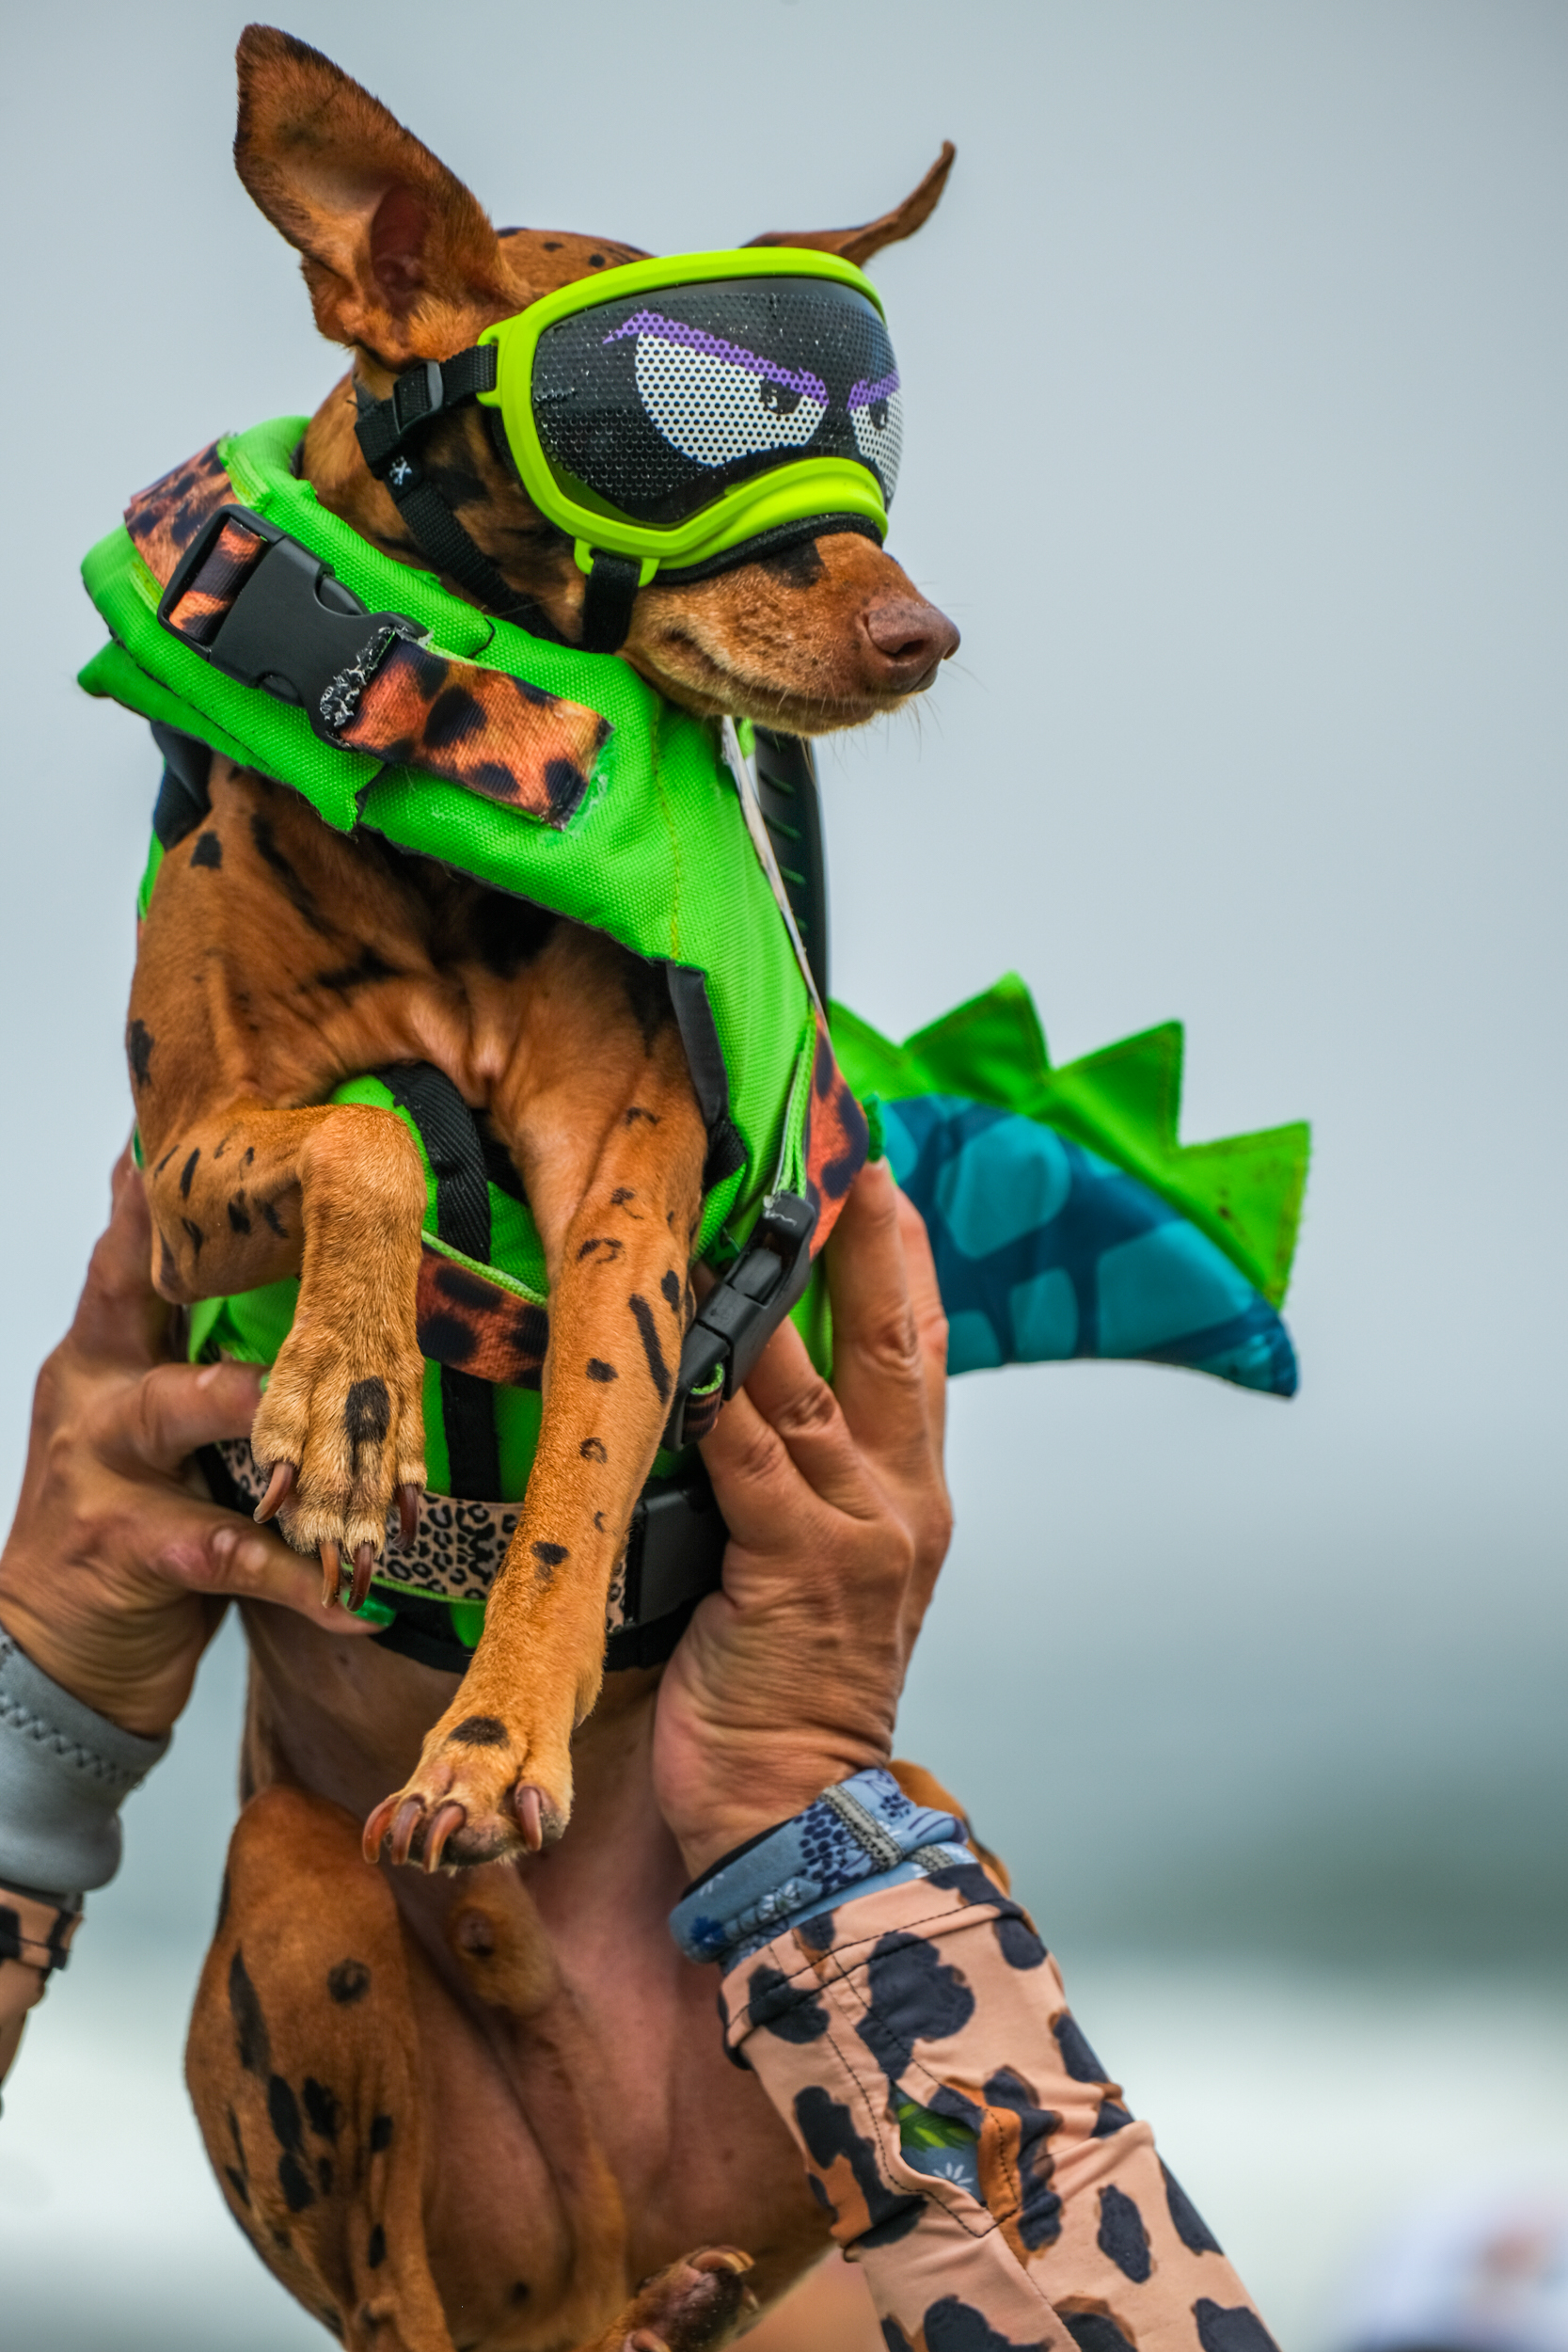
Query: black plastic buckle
[[623, 1461, 729, 1629], [665, 1191, 817, 1449], [157, 503, 420, 745]]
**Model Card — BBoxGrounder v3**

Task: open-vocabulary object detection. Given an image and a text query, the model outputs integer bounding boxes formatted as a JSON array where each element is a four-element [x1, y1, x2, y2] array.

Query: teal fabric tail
[[880, 1093, 1297, 1394], [832, 976, 1309, 1399]]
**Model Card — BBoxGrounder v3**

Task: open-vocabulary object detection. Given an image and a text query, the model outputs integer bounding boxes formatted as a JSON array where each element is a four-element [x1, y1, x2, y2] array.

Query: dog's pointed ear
[[234, 24, 517, 361], [743, 142, 955, 268]]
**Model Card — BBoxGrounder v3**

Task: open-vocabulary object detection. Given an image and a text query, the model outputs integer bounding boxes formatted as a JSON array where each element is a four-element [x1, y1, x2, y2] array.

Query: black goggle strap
[[354, 350, 568, 645]]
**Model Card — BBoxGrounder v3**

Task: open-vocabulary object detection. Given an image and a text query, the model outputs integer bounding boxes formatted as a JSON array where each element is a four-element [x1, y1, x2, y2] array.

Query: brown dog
[[129, 26, 958, 1883]]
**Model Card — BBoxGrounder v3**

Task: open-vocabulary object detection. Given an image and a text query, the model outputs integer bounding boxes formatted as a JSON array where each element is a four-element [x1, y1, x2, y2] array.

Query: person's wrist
[[669, 1738, 889, 1881]]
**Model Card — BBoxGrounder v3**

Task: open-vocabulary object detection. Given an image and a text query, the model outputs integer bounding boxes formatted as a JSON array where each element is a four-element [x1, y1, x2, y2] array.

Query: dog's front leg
[[138, 1093, 428, 1598], [366, 1014, 707, 1868]]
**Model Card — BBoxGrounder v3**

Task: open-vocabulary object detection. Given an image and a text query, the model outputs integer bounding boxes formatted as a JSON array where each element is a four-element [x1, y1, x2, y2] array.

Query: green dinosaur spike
[[831, 976, 1310, 1307]]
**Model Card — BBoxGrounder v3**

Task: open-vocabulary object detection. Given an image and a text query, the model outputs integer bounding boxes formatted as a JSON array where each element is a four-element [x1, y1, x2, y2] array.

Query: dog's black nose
[[860, 595, 960, 691]]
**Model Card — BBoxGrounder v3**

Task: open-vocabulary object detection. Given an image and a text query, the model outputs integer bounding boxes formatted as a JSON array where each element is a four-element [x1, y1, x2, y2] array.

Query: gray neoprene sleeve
[[0, 1627, 168, 1899]]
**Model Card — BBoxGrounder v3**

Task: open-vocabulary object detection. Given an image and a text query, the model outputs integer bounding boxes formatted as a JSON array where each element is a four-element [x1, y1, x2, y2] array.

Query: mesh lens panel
[[531, 278, 900, 527]]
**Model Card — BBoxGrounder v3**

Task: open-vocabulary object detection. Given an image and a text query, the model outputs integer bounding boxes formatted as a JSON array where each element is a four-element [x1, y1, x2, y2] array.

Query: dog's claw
[[514, 1785, 545, 1853], [254, 1459, 296, 1525], [349, 1543, 375, 1613], [396, 1484, 420, 1549], [389, 1798, 423, 1868], [318, 1539, 342, 1610], [423, 1802, 466, 1872], [628, 2335, 671, 2352], [693, 2251, 752, 2275], [361, 1794, 398, 1864]]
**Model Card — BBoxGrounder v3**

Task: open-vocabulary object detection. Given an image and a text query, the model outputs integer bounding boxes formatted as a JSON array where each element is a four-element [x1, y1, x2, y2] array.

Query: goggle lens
[[531, 278, 900, 529]]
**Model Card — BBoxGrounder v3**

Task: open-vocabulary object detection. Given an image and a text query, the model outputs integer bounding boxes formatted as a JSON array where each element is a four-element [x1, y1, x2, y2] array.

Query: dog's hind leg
[[187, 1785, 457, 2352]]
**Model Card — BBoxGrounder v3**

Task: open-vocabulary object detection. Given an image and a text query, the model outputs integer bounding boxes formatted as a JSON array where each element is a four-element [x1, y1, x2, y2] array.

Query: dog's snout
[[860, 595, 960, 690]]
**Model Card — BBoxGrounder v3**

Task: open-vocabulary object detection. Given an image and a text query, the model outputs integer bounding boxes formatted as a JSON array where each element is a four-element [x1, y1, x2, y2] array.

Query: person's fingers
[[117, 1358, 265, 1477], [71, 1147, 169, 1371], [699, 1378, 819, 1551], [731, 1309, 889, 1521], [147, 1493, 372, 1633], [823, 1161, 933, 1470], [893, 1184, 949, 1462]]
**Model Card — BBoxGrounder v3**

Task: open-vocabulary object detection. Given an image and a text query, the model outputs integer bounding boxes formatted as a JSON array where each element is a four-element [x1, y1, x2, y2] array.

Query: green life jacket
[[78, 417, 863, 1549], [79, 412, 1313, 1666]]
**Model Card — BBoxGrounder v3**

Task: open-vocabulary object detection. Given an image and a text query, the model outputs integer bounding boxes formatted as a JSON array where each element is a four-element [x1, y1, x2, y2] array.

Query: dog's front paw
[[362, 1684, 578, 1871], [251, 1327, 425, 1608]]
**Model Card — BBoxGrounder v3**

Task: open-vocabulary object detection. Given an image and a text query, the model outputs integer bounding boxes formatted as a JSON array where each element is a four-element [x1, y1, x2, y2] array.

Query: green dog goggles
[[356, 248, 900, 651]]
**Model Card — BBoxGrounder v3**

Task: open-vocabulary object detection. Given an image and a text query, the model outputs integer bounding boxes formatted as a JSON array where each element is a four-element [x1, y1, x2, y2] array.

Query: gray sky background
[[0, 0, 1563, 1965]]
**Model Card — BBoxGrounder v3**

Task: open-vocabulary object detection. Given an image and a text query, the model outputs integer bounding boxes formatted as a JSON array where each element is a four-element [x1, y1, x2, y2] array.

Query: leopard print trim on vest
[[214, 1438, 634, 1634]]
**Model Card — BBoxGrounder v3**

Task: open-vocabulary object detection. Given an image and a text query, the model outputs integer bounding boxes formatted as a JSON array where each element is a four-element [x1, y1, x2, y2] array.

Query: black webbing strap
[[752, 729, 831, 1006], [578, 552, 642, 655], [354, 353, 562, 639], [374, 1062, 502, 1502]]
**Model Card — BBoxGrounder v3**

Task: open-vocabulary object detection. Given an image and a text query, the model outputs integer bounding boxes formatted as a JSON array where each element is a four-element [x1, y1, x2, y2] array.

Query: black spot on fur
[[578, 1235, 624, 1263], [660, 1268, 681, 1314], [310, 944, 401, 996], [610, 1185, 638, 1208], [1194, 2303, 1279, 2352], [532, 1541, 567, 1567], [367, 2223, 387, 2269], [230, 1950, 270, 2074], [1097, 2184, 1151, 2282], [248, 813, 337, 937], [182, 1216, 205, 1255], [1164, 2161, 1223, 2254], [158, 1234, 180, 1292], [448, 1715, 507, 1746], [746, 1963, 829, 2042], [225, 2166, 250, 2206], [588, 251, 606, 266], [628, 1294, 671, 1403], [370, 2113, 394, 2153], [190, 830, 223, 868], [317, 2156, 333, 2193], [587, 1358, 617, 1382], [154, 1146, 177, 1177], [510, 2282, 530, 2305], [179, 1148, 199, 1199], [594, 1509, 608, 1531], [303, 2078, 341, 2140], [259, 1197, 287, 1238], [625, 1104, 659, 1125], [542, 239, 562, 250], [326, 1960, 371, 2006], [127, 1018, 154, 1089], [579, 1437, 607, 1462], [228, 1195, 252, 1234], [343, 1377, 390, 1469]]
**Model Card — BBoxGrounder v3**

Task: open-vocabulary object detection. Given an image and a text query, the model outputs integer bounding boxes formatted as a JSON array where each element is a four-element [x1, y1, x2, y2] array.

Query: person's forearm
[[0, 1623, 168, 2092], [673, 1770, 1277, 2350]]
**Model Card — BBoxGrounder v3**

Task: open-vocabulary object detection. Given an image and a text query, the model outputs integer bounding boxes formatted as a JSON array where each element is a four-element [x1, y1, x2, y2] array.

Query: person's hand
[[0, 1151, 368, 1741], [653, 1159, 952, 1880]]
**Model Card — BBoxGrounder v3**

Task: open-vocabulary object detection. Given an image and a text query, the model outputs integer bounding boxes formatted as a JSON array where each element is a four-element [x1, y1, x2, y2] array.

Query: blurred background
[[1, 2, 1563, 2345]]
